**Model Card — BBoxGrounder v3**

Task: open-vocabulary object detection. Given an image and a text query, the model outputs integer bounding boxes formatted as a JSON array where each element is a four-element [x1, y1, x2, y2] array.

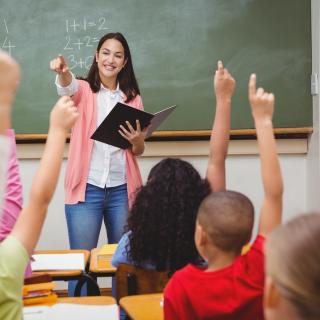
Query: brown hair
[[197, 191, 254, 254], [266, 213, 320, 319], [78, 32, 140, 102]]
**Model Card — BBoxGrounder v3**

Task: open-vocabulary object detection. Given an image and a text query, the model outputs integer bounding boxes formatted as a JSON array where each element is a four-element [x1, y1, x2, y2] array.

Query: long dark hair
[[126, 158, 211, 273], [79, 32, 140, 102]]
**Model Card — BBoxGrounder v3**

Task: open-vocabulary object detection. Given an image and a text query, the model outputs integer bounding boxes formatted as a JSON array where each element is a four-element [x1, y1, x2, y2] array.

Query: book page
[[31, 253, 85, 271]]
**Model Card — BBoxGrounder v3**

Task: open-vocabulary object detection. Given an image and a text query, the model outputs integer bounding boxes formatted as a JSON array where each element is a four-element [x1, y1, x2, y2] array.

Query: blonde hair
[[266, 213, 320, 319]]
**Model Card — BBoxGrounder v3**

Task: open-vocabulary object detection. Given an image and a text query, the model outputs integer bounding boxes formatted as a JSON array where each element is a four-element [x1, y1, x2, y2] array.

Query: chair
[[115, 263, 170, 302]]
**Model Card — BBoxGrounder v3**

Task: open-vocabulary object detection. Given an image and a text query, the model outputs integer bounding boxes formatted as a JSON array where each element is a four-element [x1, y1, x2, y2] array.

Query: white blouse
[[55, 74, 126, 189]]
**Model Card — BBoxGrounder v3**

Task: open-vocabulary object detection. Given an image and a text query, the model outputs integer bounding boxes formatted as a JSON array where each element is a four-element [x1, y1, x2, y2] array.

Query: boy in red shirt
[[164, 74, 283, 320]]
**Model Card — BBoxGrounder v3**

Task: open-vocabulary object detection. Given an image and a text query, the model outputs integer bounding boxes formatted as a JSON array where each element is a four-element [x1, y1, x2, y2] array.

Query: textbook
[[91, 103, 177, 149], [23, 282, 58, 306]]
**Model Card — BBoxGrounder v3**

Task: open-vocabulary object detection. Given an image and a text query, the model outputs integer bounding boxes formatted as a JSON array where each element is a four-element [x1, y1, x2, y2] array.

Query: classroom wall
[[17, 140, 307, 252], [306, 0, 320, 211]]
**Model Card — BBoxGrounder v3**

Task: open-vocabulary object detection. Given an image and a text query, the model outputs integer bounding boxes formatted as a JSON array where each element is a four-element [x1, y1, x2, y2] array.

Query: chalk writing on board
[[63, 17, 109, 70], [1, 18, 16, 55]]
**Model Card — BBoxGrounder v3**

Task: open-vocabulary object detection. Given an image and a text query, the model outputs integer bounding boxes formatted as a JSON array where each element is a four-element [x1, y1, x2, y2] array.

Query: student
[[0, 129, 23, 243], [264, 212, 320, 320], [112, 61, 235, 273], [0, 49, 79, 319], [50, 32, 147, 271], [164, 74, 283, 320], [0, 129, 32, 276]]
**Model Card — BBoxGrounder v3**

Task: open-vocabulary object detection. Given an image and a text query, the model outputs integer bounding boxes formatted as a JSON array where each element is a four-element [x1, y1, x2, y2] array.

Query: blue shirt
[[112, 231, 156, 270]]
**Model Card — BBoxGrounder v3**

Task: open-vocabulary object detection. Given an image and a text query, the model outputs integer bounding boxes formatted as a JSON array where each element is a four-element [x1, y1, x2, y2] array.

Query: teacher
[[50, 32, 147, 294]]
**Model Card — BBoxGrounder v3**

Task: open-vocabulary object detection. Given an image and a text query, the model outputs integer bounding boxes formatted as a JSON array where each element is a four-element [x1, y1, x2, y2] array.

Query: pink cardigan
[[65, 80, 143, 206]]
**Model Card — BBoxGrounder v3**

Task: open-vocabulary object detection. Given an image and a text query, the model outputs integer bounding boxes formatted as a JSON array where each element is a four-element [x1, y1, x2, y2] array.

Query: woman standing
[[50, 32, 147, 294]]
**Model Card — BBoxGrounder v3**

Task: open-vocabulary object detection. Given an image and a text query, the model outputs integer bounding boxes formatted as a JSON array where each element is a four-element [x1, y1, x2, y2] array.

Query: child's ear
[[95, 52, 99, 63], [197, 224, 208, 246], [195, 222, 205, 247], [264, 276, 280, 309]]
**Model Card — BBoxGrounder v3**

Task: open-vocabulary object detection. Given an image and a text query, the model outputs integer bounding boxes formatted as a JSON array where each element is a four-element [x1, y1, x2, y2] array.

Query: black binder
[[91, 102, 176, 149]]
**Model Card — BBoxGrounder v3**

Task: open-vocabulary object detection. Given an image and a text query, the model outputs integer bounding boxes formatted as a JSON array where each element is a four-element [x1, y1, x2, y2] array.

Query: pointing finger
[[248, 73, 256, 97]]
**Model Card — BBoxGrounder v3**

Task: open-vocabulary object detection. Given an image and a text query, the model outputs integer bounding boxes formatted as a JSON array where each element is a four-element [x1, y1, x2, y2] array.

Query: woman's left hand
[[118, 120, 148, 155]]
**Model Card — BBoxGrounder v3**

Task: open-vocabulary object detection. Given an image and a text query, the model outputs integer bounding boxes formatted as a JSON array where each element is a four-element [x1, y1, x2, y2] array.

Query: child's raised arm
[[0, 50, 20, 211], [11, 96, 78, 255], [248, 74, 283, 237], [206, 61, 235, 192], [0, 50, 20, 135]]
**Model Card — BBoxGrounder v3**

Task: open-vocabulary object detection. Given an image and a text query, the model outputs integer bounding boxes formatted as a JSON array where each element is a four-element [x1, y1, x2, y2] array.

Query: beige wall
[[17, 139, 307, 251]]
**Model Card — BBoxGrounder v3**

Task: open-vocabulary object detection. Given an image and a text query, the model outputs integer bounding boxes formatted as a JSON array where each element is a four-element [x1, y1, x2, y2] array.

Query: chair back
[[115, 263, 170, 301]]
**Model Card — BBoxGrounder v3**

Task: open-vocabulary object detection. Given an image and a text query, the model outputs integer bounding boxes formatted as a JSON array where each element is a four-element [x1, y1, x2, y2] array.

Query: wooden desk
[[57, 296, 116, 305], [32, 250, 100, 296], [120, 293, 163, 320], [89, 248, 117, 276]]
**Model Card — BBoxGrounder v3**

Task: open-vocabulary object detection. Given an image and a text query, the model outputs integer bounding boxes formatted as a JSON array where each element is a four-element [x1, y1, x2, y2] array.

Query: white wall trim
[[16, 138, 308, 159]]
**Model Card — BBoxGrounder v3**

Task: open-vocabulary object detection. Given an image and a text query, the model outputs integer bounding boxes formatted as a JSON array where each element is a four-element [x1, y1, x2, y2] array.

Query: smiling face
[[95, 38, 127, 88]]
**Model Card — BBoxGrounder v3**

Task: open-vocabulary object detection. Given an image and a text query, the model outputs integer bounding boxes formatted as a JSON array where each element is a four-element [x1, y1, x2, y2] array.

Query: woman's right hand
[[49, 54, 69, 74]]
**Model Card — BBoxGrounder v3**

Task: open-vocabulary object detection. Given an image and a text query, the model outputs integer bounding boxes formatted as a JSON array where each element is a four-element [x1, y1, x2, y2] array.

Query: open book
[[91, 103, 177, 149], [23, 303, 118, 320]]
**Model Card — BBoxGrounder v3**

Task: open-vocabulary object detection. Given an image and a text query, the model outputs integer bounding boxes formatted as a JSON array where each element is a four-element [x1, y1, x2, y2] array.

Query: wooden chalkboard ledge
[[15, 127, 313, 143]]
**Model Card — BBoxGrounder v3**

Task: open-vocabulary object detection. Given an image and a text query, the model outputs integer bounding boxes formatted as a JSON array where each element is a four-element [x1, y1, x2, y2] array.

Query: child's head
[[127, 158, 210, 272], [264, 213, 320, 320], [196, 191, 254, 257], [85, 32, 140, 101]]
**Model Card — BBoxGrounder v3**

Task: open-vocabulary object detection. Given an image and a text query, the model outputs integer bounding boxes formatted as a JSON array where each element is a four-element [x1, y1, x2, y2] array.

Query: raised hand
[[50, 96, 79, 133], [248, 74, 274, 122], [0, 50, 20, 108], [214, 60, 235, 101]]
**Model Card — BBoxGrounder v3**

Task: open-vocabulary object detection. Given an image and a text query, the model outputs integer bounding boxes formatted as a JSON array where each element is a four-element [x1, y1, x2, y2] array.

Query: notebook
[[91, 103, 176, 149]]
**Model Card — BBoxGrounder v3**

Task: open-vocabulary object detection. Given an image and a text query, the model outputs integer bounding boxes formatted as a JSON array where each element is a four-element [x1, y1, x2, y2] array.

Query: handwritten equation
[[1, 18, 16, 55], [63, 17, 110, 70]]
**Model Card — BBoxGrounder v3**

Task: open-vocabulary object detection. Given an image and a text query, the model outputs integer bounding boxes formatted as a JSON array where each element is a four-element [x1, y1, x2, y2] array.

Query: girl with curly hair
[[112, 61, 235, 273]]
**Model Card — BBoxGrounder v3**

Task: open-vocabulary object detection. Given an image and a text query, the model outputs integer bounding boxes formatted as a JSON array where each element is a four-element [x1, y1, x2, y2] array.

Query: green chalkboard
[[0, 0, 312, 134]]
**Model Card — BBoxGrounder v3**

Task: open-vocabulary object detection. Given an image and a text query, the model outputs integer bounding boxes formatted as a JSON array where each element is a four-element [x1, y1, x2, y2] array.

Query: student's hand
[[50, 96, 79, 134], [248, 74, 274, 122], [49, 54, 69, 74], [0, 50, 20, 107], [118, 120, 148, 155], [214, 60, 235, 101]]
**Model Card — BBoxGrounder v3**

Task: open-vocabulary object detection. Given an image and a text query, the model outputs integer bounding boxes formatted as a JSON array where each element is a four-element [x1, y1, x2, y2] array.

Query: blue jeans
[[65, 183, 128, 296]]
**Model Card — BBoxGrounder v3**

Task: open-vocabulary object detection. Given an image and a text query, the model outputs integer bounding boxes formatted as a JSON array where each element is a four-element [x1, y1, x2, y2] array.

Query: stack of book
[[23, 274, 57, 306], [97, 244, 118, 269]]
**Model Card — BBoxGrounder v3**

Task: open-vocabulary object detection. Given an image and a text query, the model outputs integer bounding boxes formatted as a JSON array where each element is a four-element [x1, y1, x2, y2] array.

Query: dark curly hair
[[126, 158, 211, 273]]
